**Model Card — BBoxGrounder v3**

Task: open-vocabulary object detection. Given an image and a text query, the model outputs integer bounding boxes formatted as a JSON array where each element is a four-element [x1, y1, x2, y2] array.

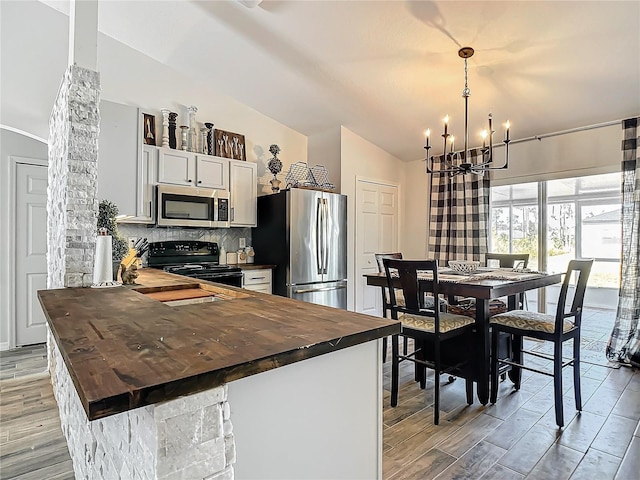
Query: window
[[490, 183, 539, 270], [490, 172, 621, 311]]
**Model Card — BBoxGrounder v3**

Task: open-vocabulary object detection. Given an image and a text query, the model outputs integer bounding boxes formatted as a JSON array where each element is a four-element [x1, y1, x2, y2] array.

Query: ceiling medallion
[[424, 47, 510, 176]]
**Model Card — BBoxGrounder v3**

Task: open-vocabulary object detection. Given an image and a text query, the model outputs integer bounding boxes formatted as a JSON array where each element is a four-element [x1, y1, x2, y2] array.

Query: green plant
[[97, 200, 128, 262]]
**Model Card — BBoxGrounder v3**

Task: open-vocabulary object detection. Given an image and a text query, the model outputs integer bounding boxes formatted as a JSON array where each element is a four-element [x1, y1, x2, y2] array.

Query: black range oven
[[147, 241, 243, 287]]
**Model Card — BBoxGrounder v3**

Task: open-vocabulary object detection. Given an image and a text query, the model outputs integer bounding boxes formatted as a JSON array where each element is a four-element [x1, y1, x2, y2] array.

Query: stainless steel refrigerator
[[252, 189, 347, 309]]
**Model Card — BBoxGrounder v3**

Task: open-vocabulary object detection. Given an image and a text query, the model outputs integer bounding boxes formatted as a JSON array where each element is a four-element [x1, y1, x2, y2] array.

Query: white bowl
[[448, 260, 480, 273]]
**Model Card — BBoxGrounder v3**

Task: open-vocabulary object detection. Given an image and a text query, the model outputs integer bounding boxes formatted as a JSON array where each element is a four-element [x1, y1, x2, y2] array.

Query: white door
[[15, 163, 48, 346], [355, 179, 398, 316]]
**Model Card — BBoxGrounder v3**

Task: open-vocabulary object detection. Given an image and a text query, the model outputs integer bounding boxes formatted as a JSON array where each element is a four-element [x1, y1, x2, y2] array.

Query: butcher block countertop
[[38, 268, 399, 421]]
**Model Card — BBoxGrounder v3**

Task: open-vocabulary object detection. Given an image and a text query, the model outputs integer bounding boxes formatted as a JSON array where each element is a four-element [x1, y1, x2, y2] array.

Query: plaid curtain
[[607, 117, 640, 367], [427, 148, 489, 264]]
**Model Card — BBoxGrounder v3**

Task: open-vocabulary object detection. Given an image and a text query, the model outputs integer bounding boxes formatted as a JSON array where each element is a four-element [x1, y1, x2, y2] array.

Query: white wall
[[0, 128, 49, 349], [491, 123, 621, 185], [401, 158, 430, 259], [340, 127, 406, 311], [308, 127, 341, 193]]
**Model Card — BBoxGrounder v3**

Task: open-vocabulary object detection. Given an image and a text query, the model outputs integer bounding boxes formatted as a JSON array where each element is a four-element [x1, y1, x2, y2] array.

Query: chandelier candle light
[[425, 47, 510, 176]]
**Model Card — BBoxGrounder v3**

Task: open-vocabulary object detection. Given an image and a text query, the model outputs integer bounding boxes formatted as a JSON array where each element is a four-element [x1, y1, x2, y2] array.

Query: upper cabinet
[[157, 148, 228, 190], [196, 155, 228, 190], [97, 101, 156, 224], [229, 160, 257, 227]]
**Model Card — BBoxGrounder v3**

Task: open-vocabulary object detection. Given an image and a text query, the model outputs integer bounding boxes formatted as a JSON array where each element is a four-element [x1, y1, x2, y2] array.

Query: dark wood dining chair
[[486, 252, 530, 269], [375, 253, 404, 362], [383, 258, 475, 425], [489, 259, 594, 428], [375, 253, 447, 362]]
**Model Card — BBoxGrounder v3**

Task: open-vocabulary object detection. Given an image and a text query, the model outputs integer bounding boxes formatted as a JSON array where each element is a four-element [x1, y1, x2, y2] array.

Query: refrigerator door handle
[[324, 198, 330, 274], [293, 284, 347, 294], [321, 198, 327, 274], [316, 198, 323, 274]]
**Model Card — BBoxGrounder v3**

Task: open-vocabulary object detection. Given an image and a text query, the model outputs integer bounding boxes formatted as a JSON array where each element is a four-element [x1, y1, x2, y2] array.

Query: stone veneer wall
[[47, 64, 100, 290], [50, 340, 235, 480], [47, 64, 236, 479]]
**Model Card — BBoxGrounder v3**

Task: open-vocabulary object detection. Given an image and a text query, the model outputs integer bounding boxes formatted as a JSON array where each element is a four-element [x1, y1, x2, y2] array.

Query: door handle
[[294, 284, 347, 294], [316, 198, 322, 274], [323, 199, 329, 274]]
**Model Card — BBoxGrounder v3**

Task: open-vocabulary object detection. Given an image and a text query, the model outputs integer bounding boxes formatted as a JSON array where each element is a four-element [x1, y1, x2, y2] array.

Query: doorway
[[355, 178, 399, 316], [13, 160, 48, 346]]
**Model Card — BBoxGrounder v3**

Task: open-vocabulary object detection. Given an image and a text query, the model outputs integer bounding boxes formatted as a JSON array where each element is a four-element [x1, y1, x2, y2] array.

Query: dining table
[[364, 267, 563, 405]]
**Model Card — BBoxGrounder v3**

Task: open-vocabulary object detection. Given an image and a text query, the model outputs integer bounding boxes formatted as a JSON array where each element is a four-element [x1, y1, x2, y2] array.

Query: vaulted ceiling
[[3, 1, 640, 161]]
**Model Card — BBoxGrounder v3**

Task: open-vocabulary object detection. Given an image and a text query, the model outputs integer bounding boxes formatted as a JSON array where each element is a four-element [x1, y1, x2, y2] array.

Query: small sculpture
[[161, 108, 171, 148], [268, 144, 283, 193], [120, 262, 140, 285], [204, 122, 214, 155], [168, 112, 178, 149]]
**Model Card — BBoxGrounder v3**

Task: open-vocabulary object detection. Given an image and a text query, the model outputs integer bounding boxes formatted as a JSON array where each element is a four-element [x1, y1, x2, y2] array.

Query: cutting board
[[144, 286, 215, 303]]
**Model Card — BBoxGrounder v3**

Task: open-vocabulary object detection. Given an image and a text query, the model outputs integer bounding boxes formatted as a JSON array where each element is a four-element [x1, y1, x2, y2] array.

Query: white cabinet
[[97, 101, 156, 224], [242, 268, 272, 294], [125, 145, 157, 223], [157, 148, 193, 186], [197, 155, 228, 189], [158, 148, 228, 190], [229, 160, 257, 227]]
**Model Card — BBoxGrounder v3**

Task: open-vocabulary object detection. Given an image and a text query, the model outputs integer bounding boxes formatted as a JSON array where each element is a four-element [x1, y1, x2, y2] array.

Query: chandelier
[[424, 47, 510, 176]]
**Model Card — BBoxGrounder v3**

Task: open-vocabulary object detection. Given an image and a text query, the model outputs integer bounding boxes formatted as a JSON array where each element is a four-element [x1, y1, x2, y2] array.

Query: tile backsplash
[[118, 224, 251, 264]]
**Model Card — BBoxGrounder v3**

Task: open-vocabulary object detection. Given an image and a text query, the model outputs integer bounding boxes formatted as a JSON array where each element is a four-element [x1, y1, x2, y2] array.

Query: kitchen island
[[38, 268, 399, 480]]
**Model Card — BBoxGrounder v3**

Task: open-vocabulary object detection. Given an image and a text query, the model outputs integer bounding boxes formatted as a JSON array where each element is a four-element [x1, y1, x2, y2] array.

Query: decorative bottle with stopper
[[219, 245, 227, 265], [267, 144, 283, 193]]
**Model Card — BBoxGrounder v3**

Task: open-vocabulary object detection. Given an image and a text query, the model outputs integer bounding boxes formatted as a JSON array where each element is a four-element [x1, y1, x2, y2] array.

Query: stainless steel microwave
[[156, 184, 230, 228]]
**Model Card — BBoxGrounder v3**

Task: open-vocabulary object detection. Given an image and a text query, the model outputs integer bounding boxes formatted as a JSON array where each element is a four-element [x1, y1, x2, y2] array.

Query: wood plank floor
[[383, 308, 640, 480], [0, 345, 74, 480], [0, 308, 638, 480]]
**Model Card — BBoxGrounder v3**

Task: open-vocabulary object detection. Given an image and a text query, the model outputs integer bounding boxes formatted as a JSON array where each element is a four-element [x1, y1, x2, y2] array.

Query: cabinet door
[[97, 100, 141, 217], [242, 269, 272, 294], [158, 148, 195, 186], [196, 155, 229, 190], [137, 146, 157, 222], [118, 146, 158, 224], [229, 160, 257, 227]]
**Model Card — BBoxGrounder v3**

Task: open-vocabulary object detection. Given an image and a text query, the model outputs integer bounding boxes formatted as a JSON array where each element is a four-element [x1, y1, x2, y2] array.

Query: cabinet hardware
[[231, 207, 234, 221], [250, 276, 266, 280], [197, 180, 202, 184], [187, 179, 192, 183]]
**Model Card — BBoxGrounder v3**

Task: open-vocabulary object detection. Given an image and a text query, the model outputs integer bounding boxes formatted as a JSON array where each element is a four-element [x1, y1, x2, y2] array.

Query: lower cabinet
[[241, 268, 272, 294]]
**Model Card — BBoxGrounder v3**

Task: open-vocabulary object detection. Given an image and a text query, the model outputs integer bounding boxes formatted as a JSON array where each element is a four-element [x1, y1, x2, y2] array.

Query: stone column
[[47, 64, 100, 290]]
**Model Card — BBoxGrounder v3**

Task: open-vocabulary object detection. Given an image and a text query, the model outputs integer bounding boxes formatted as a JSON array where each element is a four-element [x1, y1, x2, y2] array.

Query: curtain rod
[[507, 119, 621, 146]]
